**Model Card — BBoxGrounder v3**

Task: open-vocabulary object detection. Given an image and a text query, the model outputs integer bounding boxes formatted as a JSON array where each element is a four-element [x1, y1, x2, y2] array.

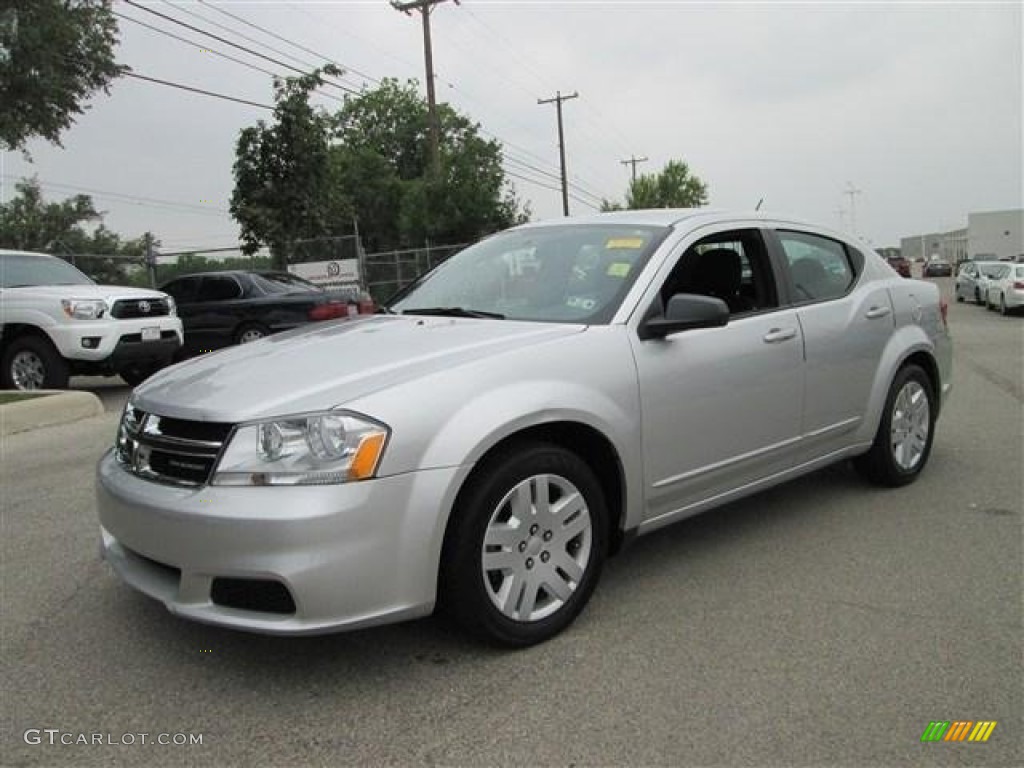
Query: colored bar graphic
[[921, 720, 996, 743], [921, 722, 950, 742], [944, 721, 972, 741], [968, 722, 997, 742]]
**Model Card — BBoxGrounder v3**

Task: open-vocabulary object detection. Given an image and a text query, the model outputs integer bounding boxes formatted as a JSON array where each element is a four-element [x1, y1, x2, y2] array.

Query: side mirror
[[639, 293, 730, 340]]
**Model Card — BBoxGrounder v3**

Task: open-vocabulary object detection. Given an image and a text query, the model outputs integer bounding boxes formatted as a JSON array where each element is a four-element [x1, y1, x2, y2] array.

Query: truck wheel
[[119, 363, 164, 387], [1, 336, 70, 390]]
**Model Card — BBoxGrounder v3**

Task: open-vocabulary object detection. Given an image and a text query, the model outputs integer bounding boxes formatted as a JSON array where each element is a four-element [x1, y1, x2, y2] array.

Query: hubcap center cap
[[525, 536, 544, 558]]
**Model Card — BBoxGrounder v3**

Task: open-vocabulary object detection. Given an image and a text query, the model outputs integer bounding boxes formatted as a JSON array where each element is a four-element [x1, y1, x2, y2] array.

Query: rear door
[[767, 229, 893, 457]]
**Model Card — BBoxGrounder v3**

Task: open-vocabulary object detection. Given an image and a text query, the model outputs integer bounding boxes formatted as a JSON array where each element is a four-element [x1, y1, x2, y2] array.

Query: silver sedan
[[96, 210, 952, 646]]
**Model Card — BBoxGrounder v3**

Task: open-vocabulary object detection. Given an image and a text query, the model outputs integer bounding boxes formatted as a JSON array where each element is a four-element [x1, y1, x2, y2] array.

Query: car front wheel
[[854, 364, 936, 487], [1, 336, 70, 390], [440, 442, 608, 646]]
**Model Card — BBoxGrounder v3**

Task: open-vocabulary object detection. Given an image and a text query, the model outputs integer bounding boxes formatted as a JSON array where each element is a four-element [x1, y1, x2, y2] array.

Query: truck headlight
[[61, 298, 106, 319], [212, 411, 389, 486], [166, 295, 177, 317]]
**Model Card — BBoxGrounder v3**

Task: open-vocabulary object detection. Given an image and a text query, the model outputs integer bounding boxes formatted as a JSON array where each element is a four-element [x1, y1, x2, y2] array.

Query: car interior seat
[[687, 248, 754, 313]]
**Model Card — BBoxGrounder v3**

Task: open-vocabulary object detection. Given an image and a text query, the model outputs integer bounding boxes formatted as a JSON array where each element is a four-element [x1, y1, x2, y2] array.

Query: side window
[[660, 229, 778, 315], [161, 277, 197, 303], [196, 276, 242, 302], [777, 231, 855, 303]]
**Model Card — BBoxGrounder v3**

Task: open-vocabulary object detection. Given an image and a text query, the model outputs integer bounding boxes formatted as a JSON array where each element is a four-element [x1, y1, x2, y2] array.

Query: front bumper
[[96, 450, 464, 635], [49, 319, 183, 366]]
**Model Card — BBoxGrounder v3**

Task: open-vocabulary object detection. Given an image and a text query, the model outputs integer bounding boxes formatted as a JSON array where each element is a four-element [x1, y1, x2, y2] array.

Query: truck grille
[[116, 406, 233, 487], [110, 298, 171, 319]]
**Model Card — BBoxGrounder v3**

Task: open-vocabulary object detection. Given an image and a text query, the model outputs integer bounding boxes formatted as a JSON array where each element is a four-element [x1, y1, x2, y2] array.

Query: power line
[[114, 11, 278, 80], [1, 174, 233, 217], [123, 71, 273, 110], [121, 0, 359, 95], [195, 0, 381, 87]]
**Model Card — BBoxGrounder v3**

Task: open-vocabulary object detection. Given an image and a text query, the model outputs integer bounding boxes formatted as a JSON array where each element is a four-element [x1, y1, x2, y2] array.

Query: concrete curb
[[0, 391, 105, 436]]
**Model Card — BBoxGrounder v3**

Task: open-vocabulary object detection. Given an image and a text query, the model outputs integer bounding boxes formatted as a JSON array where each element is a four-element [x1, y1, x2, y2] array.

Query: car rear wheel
[[1, 336, 70, 391], [235, 323, 269, 344], [440, 442, 608, 646], [854, 364, 935, 487]]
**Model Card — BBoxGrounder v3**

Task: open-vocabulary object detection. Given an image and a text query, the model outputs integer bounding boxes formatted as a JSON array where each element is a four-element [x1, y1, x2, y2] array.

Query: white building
[[901, 209, 1022, 263]]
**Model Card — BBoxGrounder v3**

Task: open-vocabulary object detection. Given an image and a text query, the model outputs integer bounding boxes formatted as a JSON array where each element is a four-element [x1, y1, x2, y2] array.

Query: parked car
[[0, 249, 182, 389], [955, 260, 1005, 304], [158, 270, 367, 357], [886, 255, 912, 278], [923, 259, 953, 277], [984, 263, 1024, 314], [97, 210, 951, 646]]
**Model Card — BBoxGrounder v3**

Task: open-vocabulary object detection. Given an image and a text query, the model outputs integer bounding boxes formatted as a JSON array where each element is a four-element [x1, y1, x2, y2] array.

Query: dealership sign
[[288, 259, 360, 286]]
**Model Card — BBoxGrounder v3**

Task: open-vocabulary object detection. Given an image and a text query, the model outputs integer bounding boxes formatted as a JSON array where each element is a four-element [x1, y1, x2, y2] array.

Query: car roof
[[510, 208, 854, 240], [0, 249, 56, 259]]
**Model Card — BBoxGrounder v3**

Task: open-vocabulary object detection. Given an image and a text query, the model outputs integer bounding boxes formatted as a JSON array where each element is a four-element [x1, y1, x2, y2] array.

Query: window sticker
[[606, 262, 631, 278], [605, 237, 645, 249]]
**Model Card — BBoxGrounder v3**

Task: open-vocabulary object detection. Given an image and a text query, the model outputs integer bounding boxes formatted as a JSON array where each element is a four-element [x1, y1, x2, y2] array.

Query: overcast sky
[[1, 0, 1021, 253]]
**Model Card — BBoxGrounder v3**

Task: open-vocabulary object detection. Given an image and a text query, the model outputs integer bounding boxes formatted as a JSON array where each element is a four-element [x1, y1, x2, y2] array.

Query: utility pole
[[620, 155, 648, 183], [391, 0, 458, 179], [835, 207, 847, 229], [143, 232, 158, 288], [843, 182, 862, 236], [538, 90, 578, 216]]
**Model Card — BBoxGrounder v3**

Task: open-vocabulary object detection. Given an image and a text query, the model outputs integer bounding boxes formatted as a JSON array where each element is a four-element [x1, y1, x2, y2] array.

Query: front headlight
[[61, 298, 106, 319], [212, 410, 389, 486]]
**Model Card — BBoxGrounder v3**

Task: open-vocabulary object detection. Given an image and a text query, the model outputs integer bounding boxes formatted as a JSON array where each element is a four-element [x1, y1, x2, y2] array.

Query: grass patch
[[0, 392, 50, 405]]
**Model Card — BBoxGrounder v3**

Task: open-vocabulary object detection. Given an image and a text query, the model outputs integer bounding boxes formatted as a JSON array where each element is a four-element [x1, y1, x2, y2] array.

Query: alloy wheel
[[10, 350, 46, 390]]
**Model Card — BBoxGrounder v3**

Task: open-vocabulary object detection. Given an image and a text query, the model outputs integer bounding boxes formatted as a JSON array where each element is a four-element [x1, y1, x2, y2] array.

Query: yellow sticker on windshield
[[607, 262, 631, 277], [606, 237, 644, 249]]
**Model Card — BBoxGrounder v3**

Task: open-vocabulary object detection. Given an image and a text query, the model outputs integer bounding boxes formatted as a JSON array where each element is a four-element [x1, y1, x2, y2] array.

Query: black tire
[[975, 288, 983, 305], [439, 441, 608, 647], [1, 335, 70, 390], [955, 293, 964, 303], [119, 362, 164, 387], [999, 295, 1008, 315], [854, 364, 936, 487], [234, 323, 270, 345]]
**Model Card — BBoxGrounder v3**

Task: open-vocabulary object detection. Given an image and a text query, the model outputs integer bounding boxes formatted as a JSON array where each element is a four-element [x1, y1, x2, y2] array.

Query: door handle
[[865, 305, 892, 319], [763, 327, 797, 344]]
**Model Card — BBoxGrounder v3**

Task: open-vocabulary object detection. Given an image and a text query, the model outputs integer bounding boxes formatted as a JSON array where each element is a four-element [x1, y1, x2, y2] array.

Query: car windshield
[[390, 224, 669, 323], [249, 272, 323, 295], [0, 253, 95, 288]]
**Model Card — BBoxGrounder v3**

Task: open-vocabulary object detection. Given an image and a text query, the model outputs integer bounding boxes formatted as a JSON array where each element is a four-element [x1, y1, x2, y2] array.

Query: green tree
[[0, 177, 146, 283], [331, 78, 527, 253], [0, 0, 125, 152], [604, 159, 709, 211], [230, 66, 350, 269]]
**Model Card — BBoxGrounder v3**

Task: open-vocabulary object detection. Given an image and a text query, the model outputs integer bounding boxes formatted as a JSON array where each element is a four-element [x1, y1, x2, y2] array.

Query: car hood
[[134, 315, 586, 422], [1, 284, 169, 300]]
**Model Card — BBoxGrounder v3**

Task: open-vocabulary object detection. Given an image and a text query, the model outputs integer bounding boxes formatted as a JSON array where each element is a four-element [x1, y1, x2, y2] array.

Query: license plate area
[[141, 327, 160, 342]]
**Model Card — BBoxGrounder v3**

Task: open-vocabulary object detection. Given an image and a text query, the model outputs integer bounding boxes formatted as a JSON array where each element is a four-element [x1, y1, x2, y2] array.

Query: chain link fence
[[362, 243, 466, 302]]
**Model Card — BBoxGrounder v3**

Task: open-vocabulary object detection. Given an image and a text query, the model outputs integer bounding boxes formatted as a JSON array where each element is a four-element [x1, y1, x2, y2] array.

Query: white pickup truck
[[0, 249, 183, 389]]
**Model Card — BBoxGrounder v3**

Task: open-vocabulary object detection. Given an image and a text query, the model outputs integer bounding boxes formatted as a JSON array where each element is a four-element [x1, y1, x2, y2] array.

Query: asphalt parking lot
[[2, 280, 1021, 767]]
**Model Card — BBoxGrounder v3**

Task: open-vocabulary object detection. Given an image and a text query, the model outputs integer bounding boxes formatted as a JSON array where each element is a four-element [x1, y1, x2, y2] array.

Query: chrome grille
[[117, 406, 233, 487], [110, 298, 171, 319]]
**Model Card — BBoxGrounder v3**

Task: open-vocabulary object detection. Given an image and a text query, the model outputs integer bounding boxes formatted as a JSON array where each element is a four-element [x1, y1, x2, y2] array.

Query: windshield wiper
[[401, 306, 505, 319]]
